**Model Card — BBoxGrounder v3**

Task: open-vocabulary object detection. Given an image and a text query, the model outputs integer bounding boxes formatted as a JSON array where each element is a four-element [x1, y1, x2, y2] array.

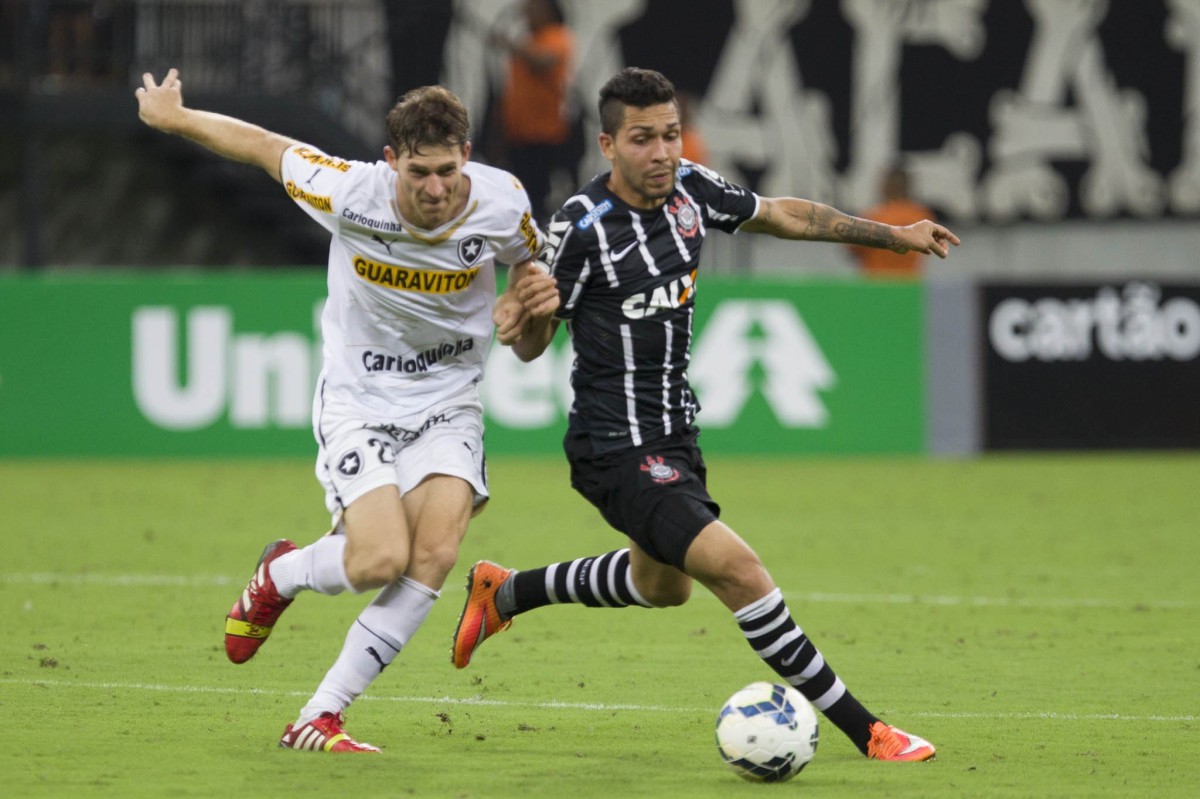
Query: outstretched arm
[[135, 68, 295, 183], [741, 196, 960, 258]]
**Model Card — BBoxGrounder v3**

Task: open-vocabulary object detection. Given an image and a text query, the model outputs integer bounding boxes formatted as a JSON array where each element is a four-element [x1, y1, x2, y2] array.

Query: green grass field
[[3, 454, 1198, 797]]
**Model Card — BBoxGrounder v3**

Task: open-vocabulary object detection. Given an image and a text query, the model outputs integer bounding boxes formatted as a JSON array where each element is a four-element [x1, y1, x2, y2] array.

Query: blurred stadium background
[[1, 0, 1198, 457]]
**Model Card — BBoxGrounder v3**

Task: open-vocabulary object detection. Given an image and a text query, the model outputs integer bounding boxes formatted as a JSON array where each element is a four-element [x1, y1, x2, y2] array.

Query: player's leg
[[392, 395, 489, 603], [627, 539, 693, 606], [497, 542, 684, 615], [280, 481, 413, 752], [223, 422, 398, 665], [398, 474, 475, 590], [288, 479, 473, 746], [312, 474, 474, 706], [452, 547, 665, 669], [505, 434, 713, 613], [682, 520, 935, 761], [288, 403, 486, 751], [452, 437, 701, 668], [453, 536, 692, 667]]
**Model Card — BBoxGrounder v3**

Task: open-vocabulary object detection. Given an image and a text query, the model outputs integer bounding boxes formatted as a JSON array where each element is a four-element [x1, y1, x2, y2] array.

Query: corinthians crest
[[667, 197, 699, 238], [639, 455, 679, 484]]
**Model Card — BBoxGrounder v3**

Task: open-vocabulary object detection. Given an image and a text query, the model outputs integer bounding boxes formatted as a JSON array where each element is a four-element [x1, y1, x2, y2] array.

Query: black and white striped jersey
[[538, 160, 760, 456]]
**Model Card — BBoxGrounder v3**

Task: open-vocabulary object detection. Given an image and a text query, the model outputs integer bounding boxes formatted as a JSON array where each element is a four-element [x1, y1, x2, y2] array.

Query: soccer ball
[[714, 681, 819, 782]]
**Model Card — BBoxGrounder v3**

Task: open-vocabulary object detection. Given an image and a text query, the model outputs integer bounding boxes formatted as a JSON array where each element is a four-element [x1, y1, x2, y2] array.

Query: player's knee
[[408, 540, 460, 583], [695, 548, 772, 606], [346, 543, 409, 589], [725, 552, 771, 591], [632, 571, 692, 607], [641, 580, 691, 607]]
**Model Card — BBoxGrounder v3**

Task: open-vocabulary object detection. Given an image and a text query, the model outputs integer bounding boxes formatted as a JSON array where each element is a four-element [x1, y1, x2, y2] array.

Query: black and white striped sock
[[501, 549, 655, 618], [736, 588, 878, 754]]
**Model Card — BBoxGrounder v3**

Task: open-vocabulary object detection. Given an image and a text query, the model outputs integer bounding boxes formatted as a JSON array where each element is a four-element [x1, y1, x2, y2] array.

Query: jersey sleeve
[[680, 160, 760, 233], [492, 180, 545, 266], [480, 166, 542, 262], [539, 204, 592, 320], [278, 144, 363, 234]]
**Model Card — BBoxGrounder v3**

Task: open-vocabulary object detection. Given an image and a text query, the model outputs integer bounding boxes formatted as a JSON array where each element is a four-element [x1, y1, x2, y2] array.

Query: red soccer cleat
[[224, 539, 297, 664], [279, 712, 380, 753]]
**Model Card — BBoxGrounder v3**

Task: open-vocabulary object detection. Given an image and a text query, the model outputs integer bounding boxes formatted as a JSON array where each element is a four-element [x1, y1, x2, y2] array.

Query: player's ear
[[598, 132, 615, 161], [383, 145, 398, 169], [461, 140, 472, 162]]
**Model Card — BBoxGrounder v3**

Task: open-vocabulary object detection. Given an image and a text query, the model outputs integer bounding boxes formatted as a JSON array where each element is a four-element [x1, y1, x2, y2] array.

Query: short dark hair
[[598, 67, 677, 136], [385, 85, 470, 156]]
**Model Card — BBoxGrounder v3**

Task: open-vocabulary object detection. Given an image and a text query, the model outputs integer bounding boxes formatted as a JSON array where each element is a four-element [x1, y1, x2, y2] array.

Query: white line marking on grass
[[2, 679, 1196, 722], [2, 573, 237, 587], [903, 710, 1200, 722], [3, 573, 1195, 610], [796, 592, 1196, 610], [0, 678, 692, 713]]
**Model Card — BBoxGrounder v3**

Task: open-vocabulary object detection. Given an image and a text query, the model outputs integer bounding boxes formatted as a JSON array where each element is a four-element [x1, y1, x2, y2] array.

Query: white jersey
[[279, 144, 543, 420]]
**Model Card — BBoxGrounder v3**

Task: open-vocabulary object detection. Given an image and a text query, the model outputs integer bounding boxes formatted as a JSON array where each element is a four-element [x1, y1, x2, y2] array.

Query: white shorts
[[315, 387, 488, 521]]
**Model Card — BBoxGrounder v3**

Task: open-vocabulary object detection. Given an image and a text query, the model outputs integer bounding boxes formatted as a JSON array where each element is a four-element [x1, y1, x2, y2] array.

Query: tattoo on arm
[[760, 200, 774, 226], [749, 198, 906, 252], [833, 217, 904, 252], [803, 202, 830, 236]]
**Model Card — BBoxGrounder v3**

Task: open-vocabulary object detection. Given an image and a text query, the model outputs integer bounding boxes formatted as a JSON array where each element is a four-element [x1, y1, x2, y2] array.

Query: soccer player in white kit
[[135, 69, 560, 752]]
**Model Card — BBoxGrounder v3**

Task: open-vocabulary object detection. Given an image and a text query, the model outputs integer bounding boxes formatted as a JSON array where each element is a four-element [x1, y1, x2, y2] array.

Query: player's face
[[600, 102, 682, 209], [386, 142, 471, 230]]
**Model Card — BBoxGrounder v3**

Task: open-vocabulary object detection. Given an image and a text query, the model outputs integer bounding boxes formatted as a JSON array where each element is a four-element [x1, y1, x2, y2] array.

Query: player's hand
[[895, 219, 960, 258], [494, 293, 531, 345], [515, 268, 559, 318], [495, 264, 558, 346], [135, 68, 186, 132]]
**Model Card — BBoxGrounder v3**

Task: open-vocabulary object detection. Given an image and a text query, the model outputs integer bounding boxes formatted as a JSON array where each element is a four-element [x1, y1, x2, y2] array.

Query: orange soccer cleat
[[451, 560, 514, 669], [867, 721, 937, 762]]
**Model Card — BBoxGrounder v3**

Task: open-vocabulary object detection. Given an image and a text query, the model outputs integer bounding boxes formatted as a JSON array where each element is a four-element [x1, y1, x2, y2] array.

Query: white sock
[[297, 576, 440, 724], [270, 535, 354, 598]]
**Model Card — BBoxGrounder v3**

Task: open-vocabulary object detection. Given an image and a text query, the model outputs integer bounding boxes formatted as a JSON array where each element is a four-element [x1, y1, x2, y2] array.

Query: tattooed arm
[[740, 196, 960, 258]]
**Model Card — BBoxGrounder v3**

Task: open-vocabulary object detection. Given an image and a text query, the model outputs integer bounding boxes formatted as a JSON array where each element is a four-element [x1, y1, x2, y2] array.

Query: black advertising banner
[[982, 282, 1200, 449], [429, 1, 1197, 223]]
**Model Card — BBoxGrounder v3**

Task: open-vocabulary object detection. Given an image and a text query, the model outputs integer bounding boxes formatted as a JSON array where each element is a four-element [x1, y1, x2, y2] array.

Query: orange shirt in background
[[500, 25, 574, 147], [681, 126, 709, 166], [848, 199, 936, 277]]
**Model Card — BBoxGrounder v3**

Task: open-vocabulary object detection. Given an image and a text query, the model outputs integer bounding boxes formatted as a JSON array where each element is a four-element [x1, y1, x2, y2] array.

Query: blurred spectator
[[45, 0, 97, 81], [848, 165, 936, 278], [492, 0, 576, 225], [678, 91, 709, 166]]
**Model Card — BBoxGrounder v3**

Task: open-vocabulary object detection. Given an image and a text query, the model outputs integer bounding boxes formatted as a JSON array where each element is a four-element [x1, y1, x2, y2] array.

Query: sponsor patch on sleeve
[[293, 146, 351, 172], [518, 211, 540, 255], [576, 199, 613, 230], [286, 181, 333, 213]]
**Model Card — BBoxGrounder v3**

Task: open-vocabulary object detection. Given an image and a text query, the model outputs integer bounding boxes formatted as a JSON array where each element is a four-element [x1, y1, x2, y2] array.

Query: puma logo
[[365, 646, 388, 671], [372, 234, 397, 255]]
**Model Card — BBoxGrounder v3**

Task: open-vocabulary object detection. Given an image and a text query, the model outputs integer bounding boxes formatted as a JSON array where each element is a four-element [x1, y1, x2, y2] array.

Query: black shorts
[[564, 428, 720, 570]]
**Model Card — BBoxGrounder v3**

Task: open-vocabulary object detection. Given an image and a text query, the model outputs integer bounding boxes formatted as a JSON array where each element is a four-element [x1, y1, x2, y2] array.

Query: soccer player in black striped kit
[[456, 67, 958, 761]]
